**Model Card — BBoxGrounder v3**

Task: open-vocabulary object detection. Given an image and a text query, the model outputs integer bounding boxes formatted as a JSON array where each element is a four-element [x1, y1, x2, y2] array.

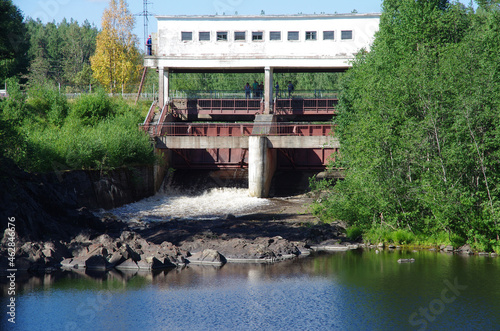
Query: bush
[[70, 89, 113, 125], [346, 226, 363, 241], [390, 229, 414, 245], [1, 77, 28, 121], [27, 85, 69, 126]]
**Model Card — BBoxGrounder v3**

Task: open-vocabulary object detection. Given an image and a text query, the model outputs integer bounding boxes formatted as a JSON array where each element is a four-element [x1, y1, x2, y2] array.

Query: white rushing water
[[107, 187, 272, 222]]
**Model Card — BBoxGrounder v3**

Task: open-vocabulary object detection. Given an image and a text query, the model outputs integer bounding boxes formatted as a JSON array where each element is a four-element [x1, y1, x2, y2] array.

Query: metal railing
[[142, 122, 333, 137], [65, 92, 158, 100], [155, 104, 170, 135], [169, 89, 338, 99], [274, 98, 338, 114], [141, 100, 158, 133]]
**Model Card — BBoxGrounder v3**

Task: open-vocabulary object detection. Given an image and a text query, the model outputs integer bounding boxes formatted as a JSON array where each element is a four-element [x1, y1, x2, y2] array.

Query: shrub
[[27, 84, 69, 126], [390, 229, 415, 245], [70, 89, 113, 125], [346, 226, 363, 241]]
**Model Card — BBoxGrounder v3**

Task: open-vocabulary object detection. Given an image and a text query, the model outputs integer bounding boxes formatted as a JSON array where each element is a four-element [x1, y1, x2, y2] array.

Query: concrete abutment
[[248, 136, 277, 198]]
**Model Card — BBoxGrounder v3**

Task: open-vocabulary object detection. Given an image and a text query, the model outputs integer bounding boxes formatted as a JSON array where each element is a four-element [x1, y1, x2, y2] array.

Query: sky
[[13, 0, 385, 46], [13, 0, 474, 47]]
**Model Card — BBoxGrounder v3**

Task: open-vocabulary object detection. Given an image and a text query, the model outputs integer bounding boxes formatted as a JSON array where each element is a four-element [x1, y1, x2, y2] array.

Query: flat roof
[[156, 13, 381, 20]]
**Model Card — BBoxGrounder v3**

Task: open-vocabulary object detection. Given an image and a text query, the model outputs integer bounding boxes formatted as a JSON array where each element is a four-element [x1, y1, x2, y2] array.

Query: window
[[288, 31, 299, 41], [305, 31, 317, 40], [252, 31, 263, 41], [323, 31, 334, 40], [269, 31, 281, 41], [217, 31, 228, 41], [181, 32, 192, 41], [234, 31, 246, 41], [341, 30, 353, 40], [199, 31, 210, 41]]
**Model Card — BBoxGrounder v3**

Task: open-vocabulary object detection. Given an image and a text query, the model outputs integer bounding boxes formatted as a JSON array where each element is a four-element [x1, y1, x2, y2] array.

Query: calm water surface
[[1, 249, 499, 331]]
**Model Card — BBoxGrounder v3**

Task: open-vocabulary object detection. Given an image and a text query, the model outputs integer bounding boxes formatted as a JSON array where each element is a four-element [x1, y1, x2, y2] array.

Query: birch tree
[[90, 0, 141, 93]]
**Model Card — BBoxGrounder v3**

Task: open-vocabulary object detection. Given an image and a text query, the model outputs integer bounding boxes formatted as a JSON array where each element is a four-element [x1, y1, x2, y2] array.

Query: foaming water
[[108, 187, 271, 222]]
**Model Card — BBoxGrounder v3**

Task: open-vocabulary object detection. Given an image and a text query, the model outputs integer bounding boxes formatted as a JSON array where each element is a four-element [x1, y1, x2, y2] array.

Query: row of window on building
[[180, 30, 354, 42]]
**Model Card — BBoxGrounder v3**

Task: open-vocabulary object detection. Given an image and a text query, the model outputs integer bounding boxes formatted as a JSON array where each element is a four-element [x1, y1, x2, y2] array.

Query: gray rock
[[108, 251, 125, 267], [189, 249, 225, 266], [397, 258, 415, 263], [115, 258, 139, 270], [85, 255, 110, 270]]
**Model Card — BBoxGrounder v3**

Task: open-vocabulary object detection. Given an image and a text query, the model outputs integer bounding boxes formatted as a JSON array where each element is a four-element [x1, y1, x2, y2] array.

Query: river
[[1, 249, 499, 330], [1, 188, 500, 330]]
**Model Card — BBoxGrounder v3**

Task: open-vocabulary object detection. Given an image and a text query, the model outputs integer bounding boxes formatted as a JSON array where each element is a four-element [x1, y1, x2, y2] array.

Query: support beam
[[158, 67, 170, 109], [248, 136, 277, 198], [158, 67, 164, 107], [264, 66, 273, 114]]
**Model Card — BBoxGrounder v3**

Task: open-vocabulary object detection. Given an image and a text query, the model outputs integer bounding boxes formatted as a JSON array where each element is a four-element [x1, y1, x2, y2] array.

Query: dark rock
[[85, 255, 110, 270], [115, 259, 139, 270]]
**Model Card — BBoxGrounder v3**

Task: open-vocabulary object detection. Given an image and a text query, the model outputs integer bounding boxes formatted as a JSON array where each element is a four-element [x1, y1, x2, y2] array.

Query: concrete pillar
[[158, 67, 170, 109], [248, 136, 277, 198], [158, 67, 164, 107], [264, 66, 273, 114]]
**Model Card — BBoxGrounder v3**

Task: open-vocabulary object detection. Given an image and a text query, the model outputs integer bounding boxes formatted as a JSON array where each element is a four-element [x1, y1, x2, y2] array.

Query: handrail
[[170, 89, 339, 99], [155, 103, 169, 136], [274, 98, 338, 114], [142, 122, 334, 137], [143, 100, 157, 126]]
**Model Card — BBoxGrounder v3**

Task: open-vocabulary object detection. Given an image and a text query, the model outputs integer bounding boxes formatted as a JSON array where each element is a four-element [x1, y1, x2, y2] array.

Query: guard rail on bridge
[[169, 97, 337, 117], [144, 122, 333, 137], [171, 98, 264, 117], [274, 98, 337, 115]]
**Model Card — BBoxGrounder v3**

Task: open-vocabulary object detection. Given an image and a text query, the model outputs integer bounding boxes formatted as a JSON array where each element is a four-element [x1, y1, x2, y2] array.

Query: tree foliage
[[0, 0, 29, 81], [25, 18, 98, 90], [91, 0, 142, 93], [313, 0, 500, 251]]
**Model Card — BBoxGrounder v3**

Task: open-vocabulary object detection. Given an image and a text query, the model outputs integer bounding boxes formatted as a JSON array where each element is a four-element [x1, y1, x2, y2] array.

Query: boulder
[[397, 258, 415, 263], [85, 255, 110, 270], [115, 258, 139, 270], [189, 249, 225, 266], [108, 251, 125, 267], [457, 244, 473, 255], [61, 256, 87, 269]]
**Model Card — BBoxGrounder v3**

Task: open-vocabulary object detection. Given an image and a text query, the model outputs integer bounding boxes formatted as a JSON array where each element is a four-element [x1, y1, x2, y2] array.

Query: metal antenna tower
[[136, 0, 154, 52]]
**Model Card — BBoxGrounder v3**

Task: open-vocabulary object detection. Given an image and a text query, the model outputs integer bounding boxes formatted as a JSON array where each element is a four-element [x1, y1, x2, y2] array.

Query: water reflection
[[1, 250, 499, 331]]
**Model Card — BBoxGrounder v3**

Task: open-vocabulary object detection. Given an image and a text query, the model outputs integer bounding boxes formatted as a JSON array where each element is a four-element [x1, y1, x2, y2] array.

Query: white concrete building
[[144, 13, 381, 110]]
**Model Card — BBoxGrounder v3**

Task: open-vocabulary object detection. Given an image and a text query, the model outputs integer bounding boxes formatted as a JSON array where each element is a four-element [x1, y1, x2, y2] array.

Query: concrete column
[[264, 66, 273, 114], [164, 68, 170, 107], [158, 67, 164, 107], [158, 67, 170, 109], [248, 136, 277, 198]]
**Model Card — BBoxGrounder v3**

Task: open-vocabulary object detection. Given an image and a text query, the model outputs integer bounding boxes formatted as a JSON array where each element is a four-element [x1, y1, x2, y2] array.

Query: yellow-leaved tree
[[91, 0, 141, 93]]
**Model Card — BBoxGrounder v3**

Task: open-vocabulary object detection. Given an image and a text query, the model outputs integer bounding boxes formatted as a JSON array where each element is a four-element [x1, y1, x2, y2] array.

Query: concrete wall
[[157, 135, 338, 149], [146, 14, 380, 70], [56, 166, 156, 210]]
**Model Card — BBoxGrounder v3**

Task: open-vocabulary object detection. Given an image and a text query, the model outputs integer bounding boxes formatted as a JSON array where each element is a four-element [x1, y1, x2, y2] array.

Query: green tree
[[91, 0, 142, 93], [314, 0, 500, 249], [0, 0, 29, 81]]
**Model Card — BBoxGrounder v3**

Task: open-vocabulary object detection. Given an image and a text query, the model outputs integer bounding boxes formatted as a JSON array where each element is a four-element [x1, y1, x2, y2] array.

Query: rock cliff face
[[0, 157, 154, 241]]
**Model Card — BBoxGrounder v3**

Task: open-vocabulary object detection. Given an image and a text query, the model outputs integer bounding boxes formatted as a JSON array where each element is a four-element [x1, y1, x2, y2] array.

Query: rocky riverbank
[[0, 156, 354, 273]]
